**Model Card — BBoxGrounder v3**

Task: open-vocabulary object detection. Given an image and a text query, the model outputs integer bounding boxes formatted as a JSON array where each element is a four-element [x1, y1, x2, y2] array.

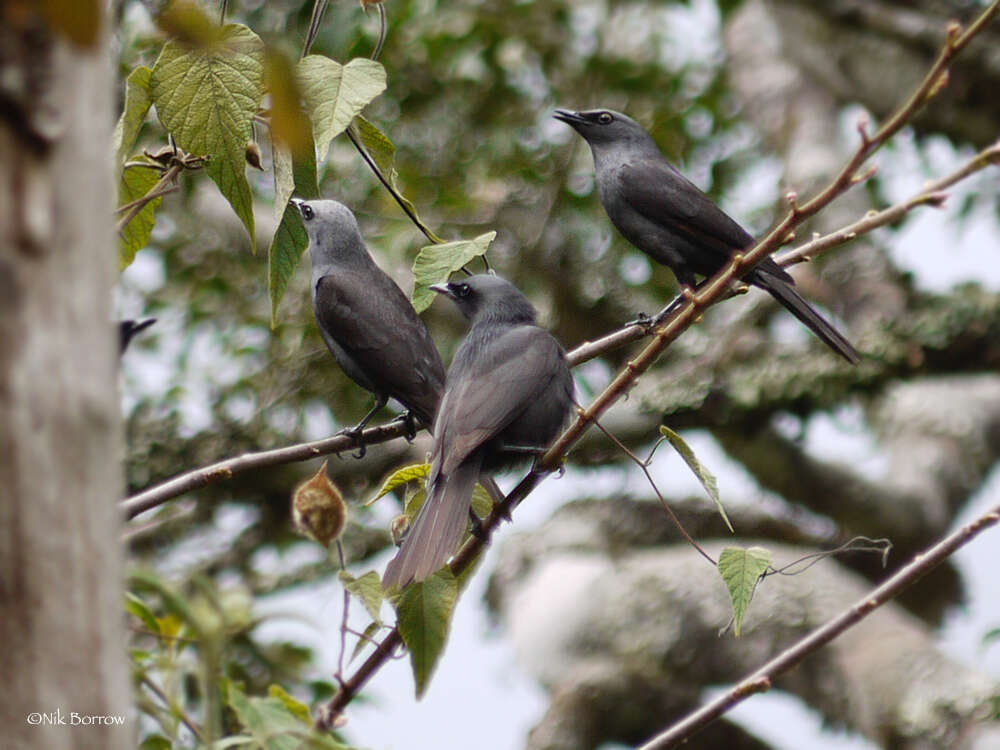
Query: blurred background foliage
[[117, 1, 1000, 746]]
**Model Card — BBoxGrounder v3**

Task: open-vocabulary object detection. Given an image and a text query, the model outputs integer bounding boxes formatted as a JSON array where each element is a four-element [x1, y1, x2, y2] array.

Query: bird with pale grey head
[[383, 274, 574, 590], [295, 199, 446, 451], [554, 108, 859, 363]]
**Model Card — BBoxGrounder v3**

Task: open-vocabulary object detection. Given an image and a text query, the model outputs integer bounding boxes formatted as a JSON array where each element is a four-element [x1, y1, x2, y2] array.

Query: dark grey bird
[[553, 108, 860, 364], [296, 199, 446, 442], [382, 274, 574, 590]]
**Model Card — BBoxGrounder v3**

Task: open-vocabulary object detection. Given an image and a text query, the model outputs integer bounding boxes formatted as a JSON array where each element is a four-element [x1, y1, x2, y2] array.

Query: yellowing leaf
[[369, 463, 431, 505], [297, 56, 386, 163], [265, 50, 312, 157], [718, 546, 772, 636], [150, 24, 265, 252], [412, 232, 496, 313]]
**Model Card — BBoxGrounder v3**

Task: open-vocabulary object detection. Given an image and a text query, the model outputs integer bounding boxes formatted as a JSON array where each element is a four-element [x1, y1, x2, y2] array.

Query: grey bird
[[382, 274, 574, 590], [553, 108, 860, 364], [296, 199, 446, 443]]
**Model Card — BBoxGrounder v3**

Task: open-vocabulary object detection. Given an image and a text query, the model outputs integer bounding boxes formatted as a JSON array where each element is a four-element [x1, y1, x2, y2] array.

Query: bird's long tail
[[382, 453, 483, 591], [752, 271, 860, 364]]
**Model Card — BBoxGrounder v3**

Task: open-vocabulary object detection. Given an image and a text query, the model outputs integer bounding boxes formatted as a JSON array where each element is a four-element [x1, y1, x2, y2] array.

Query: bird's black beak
[[429, 282, 453, 297], [553, 109, 585, 125]]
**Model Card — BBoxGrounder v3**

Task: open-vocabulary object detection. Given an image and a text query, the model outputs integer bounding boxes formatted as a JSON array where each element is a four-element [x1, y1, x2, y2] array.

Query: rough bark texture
[[0, 9, 130, 750]]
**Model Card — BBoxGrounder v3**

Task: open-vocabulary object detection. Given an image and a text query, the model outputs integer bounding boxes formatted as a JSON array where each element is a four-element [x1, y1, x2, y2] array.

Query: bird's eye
[[597, 112, 613, 125], [454, 284, 471, 298], [301, 204, 314, 221]]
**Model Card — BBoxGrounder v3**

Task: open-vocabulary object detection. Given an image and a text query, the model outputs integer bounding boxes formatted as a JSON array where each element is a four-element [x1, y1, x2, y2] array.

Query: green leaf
[[139, 735, 174, 750], [411, 232, 496, 313], [267, 124, 317, 325], [266, 685, 311, 724], [297, 56, 386, 163], [118, 162, 164, 270], [469, 483, 492, 519], [150, 23, 265, 252], [396, 570, 458, 698], [350, 116, 440, 243], [267, 204, 308, 326], [125, 592, 161, 635], [717, 546, 772, 636], [349, 621, 382, 665], [368, 463, 431, 505], [113, 66, 153, 168], [659, 425, 732, 532], [227, 683, 308, 750], [339, 570, 384, 624]]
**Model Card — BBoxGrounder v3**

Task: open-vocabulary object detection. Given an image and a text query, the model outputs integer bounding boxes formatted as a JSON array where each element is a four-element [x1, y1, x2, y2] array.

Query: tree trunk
[[0, 8, 130, 750]]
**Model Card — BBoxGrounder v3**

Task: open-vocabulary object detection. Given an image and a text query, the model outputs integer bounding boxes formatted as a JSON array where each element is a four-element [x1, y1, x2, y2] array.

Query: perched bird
[[382, 275, 574, 590], [553, 108, 859, 363], [296, 199, 446, 441]]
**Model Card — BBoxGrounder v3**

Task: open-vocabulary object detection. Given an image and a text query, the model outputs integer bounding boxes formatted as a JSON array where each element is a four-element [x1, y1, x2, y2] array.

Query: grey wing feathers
[[314, 268, 444, 422], [620, 161, 754, 256], [434, 326, 565, 475]]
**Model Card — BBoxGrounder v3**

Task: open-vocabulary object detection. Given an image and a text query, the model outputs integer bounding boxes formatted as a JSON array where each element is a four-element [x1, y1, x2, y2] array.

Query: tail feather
[[751, 272, 860, 364], [382, 454, 482, 590]]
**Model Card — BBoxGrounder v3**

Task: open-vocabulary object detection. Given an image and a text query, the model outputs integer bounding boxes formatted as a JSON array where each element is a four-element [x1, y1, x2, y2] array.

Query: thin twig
[[335, 541, 350, 686], [302, 0, 330, 59], [344, 126, 444, 244], [371, 3, 387, 61], [590, 417, 715, 564], [777, 140, 1000, 269], [635, 504, 1000, 750], [116, 163, 183, 235]]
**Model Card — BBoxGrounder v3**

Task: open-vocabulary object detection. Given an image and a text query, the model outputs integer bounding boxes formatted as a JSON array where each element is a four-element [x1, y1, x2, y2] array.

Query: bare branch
[[121, 419, 412, 519], [635, 503, 1000, 750]]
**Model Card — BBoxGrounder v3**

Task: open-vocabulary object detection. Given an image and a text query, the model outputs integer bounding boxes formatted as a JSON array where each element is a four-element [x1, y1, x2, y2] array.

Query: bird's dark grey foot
[[650, 291, 689, 325], [338, 426, 368, 459], [624, 311, 655, 330], [340, 397, 388, 459]]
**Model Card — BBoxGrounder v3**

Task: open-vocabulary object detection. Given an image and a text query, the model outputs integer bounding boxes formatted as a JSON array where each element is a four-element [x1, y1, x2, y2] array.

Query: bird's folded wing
[[435, 326, 563, 475], [619, 160, 755, 256], [314, 269, 443, 405]]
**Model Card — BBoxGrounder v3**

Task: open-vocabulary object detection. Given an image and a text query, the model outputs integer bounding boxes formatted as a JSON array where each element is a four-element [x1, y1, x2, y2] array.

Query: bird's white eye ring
[[597, 112, 613, 125], [301, 204, 314, 220]]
